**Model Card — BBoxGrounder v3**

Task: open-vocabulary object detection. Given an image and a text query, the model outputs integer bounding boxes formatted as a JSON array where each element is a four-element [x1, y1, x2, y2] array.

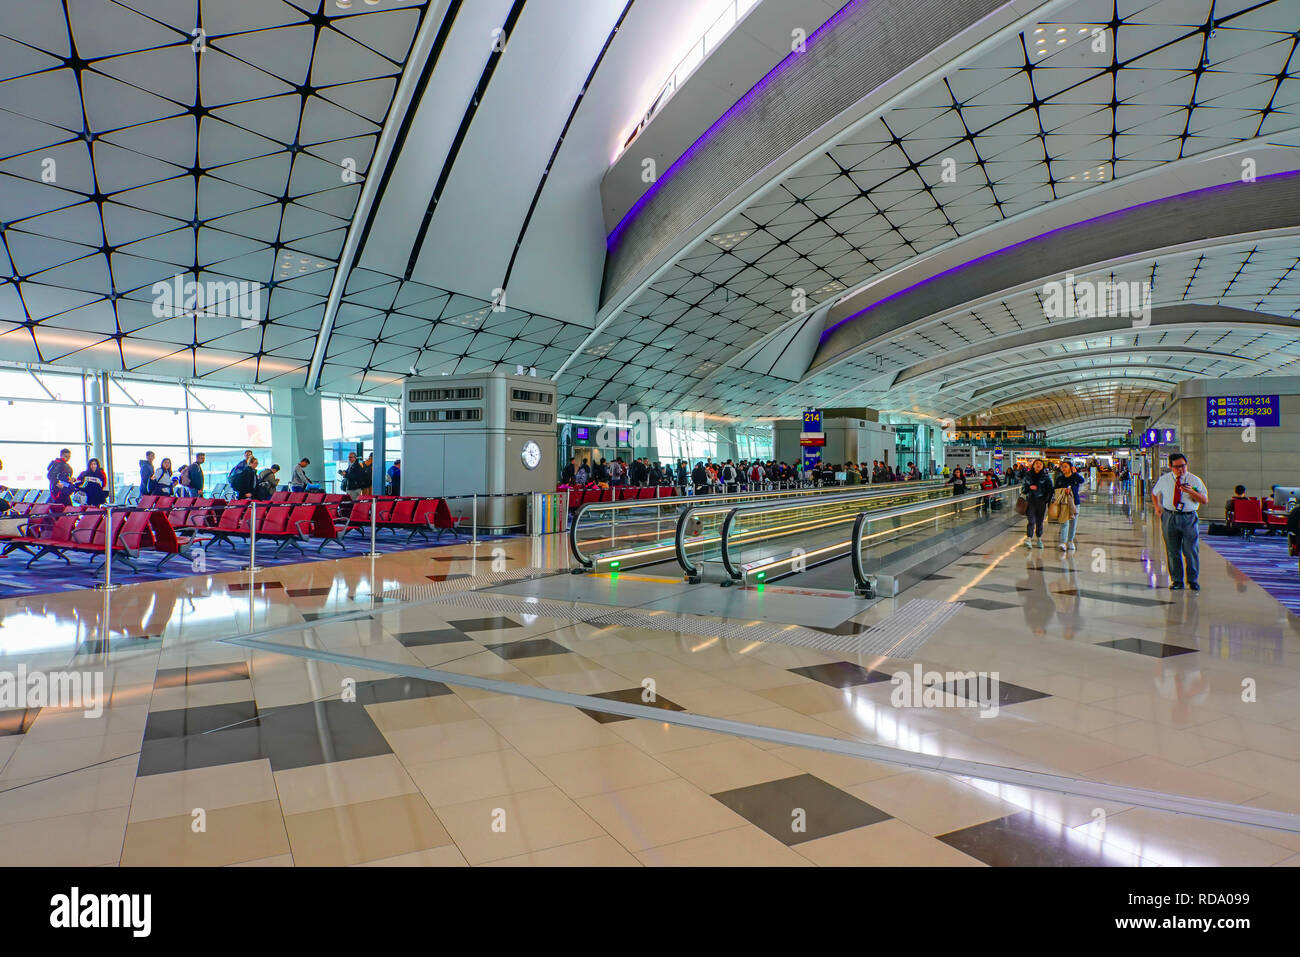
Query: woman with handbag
[[1020, 459, 1053, 548], [1054, 460, 1085, 551]]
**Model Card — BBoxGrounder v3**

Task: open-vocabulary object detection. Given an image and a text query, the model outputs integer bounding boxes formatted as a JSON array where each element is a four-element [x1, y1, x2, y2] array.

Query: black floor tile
[[448, 615, 522, 632], [939, 812, 1126, 866], [227, 581, 284, 591], [286, 587, 334, 597], [975, 583, 1030, 594], [144, 700, 259, 741], [252, 698, 396, 771], [393, 628, 473, 647], [483, 637, 572, 660], [154, 661, 251, 689], [810, 619, 872, 636], [1096, 637, 1197, 658], [426, 573, 473, 583], [577, 687, 687, 723], [788, 661, 893, 688], [137, 726, 270, 776], [302, 612, 374, 622], [1074, 589, 1172, 607], [711, 773, 891, 845], [939, 676, 1051, 707], [960, 598, 1018, 611], [351, 675, 453, 704]]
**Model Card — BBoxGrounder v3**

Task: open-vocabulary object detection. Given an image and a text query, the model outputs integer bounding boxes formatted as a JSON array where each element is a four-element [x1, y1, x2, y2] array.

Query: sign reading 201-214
[[1206, 395, 1280, 428]]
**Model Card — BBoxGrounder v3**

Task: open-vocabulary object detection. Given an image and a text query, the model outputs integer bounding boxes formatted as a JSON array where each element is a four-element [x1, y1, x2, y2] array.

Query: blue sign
[[1207, 395, 1280, 428], [802, 409, 822, 432], [803, 446, 821, 469]]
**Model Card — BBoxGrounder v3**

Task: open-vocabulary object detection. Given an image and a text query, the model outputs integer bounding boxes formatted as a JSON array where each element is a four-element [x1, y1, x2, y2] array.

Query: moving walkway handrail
[[674, 481, 944, 579], [849, 485, 1019, 591], [570, 482, 806, 568], [569, 479, 928, 569]]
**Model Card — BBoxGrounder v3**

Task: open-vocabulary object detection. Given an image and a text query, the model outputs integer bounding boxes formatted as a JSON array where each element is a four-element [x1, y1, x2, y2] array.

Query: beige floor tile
[[1, 732, 142, 780], [795, 818, 986, 866], [669, 684, 791, 716], [273, 754, 418, 816], [765, 745, 901, 788], [577, 778, 748, 851], [1197, 716, 1300, 762], [1088, 721, 1242, 767], [753, 682, 865, 715], [533, 668, 637, 695], [381, 717, 512, 764], [482, 835, 642, 867], [435, 786, 606, 865], [406, 749, 550, 806], [283, 792, 451, 866], [364, 694, 477, 733], [0, 807, 128, 866], [148, 680, 254, 712], [636, 824, 813, 866], [530, 743, 677, 798], [130, 758, 278, 822], [1089, 807, 1295, 866], [847, 771, 1021, 836], [1195, 750, 1300, 799], [489, 712, 625, 757], [1090, 755, 1268, 804], [357, 845, 469, 866], [23, 704, 150, 742], [607, 717, 734, 753], [655, 739, 802, 793], [228, 854, 295, 866], [0, 756, 137, 826], [121, 800, 289, 866]]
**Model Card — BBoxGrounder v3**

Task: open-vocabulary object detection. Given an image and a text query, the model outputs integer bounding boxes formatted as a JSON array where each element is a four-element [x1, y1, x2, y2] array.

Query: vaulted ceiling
[[2, 0, 1298, 434]]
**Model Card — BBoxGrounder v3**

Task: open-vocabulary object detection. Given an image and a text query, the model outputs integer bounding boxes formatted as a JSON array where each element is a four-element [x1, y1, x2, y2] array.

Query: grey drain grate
[[422, 591, 960, 658]]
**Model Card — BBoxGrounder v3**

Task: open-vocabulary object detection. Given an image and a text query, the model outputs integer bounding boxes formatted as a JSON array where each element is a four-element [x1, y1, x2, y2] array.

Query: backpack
[[228, 463, 246, 486], [575, 466, 589, 484], [750, 466, 762, 482], [723, 465, 735, 482]]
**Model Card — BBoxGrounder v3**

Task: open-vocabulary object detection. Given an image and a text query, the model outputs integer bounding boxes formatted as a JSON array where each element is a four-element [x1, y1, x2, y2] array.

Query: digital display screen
[[618, 428, 630, 445], [1207, 395, 1280, 428], [575, 426, 589, 442]]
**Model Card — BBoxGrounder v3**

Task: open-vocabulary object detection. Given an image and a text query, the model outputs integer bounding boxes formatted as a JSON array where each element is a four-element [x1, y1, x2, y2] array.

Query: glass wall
[[0, 363, 273, 494], [320, 394, 402, 491], [654, 426, 718, 463], [734, 426, 774, 461]]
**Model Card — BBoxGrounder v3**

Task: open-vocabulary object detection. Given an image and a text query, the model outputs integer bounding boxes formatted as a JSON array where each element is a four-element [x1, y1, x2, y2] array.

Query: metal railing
[[712, 482, 949, 582], [848, 486, 1020, 595]]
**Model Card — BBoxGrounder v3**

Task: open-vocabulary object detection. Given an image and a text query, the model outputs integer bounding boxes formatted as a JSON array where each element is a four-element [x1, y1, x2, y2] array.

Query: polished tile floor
[[2, 485, 1300, 865]]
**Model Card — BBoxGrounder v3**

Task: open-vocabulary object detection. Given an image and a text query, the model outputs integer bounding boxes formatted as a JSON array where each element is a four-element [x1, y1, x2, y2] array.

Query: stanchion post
[[471, 493, 479, 545], [365, 495, 381, 558], [242, 500, 262, 572], [94, 505, 119, 592]]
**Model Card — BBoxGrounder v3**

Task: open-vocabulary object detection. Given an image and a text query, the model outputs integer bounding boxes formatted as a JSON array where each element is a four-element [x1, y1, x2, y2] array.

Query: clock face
[[521, 440, 542, 470]]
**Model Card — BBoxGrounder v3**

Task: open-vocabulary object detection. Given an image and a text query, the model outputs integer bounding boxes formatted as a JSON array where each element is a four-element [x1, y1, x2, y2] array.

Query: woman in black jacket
[[75, 459, 110, 507], [1020, 459, 1053, 549]]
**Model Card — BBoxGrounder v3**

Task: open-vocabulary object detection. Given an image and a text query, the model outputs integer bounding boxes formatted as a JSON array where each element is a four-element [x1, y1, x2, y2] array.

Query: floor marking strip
[[223, 634, 1300, 836]]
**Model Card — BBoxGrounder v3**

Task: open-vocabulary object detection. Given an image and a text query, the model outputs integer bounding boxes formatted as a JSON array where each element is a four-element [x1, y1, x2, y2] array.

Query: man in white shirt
[[1150, 452, 1208, 591]]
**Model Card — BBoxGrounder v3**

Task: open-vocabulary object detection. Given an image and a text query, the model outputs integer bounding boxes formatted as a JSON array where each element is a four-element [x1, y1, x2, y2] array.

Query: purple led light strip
[[818, 167, 1300, 351], [605, 0, 866, 252]]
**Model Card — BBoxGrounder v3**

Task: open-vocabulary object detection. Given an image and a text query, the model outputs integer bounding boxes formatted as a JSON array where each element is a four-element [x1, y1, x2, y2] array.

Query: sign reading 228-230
[[1206, 395, 1280, 428]]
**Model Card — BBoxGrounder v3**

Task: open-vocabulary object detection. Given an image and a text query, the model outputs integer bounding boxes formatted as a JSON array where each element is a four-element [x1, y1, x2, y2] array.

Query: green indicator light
[[755, 571, 766, 581], [610, 560, 620, 570]]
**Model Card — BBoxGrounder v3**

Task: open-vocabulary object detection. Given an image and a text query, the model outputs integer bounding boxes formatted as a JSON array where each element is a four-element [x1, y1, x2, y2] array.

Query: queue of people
[[558, 455, 935, 494]]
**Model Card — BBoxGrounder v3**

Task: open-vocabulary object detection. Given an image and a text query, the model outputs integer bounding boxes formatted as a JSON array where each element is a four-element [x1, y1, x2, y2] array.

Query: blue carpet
[[0, 530, 504, 599], [1204, 530, 1300, 615]]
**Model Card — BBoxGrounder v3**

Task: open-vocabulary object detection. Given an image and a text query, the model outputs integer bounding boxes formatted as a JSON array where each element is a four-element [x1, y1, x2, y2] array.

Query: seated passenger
[[1226, 484, 1249, 522]]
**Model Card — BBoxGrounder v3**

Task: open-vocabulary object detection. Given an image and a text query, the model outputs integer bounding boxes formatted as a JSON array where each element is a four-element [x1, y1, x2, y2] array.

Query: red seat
[[269, 490, 290, 504], [305, 492, 325, 504], [286, 492, 307, 504], [431, 498, 462, 540]]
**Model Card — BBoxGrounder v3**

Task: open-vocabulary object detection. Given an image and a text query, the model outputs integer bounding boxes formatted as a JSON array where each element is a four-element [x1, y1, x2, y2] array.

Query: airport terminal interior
[[3, 0, 1300, 875]]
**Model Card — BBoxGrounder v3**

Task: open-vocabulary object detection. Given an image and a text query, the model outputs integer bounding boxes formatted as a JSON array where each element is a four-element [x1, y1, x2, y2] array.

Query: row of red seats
[[1227, 497, 1289, 536], [560, 486, 679, 510], [339, 496, 462, 544], [1, 506, 186, 571]]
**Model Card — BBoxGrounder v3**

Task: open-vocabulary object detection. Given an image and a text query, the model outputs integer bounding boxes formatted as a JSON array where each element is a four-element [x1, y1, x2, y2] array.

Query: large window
[[0, 364, 273, 494], [320, 394, 402, 490], [655, 426, 717, 463]]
